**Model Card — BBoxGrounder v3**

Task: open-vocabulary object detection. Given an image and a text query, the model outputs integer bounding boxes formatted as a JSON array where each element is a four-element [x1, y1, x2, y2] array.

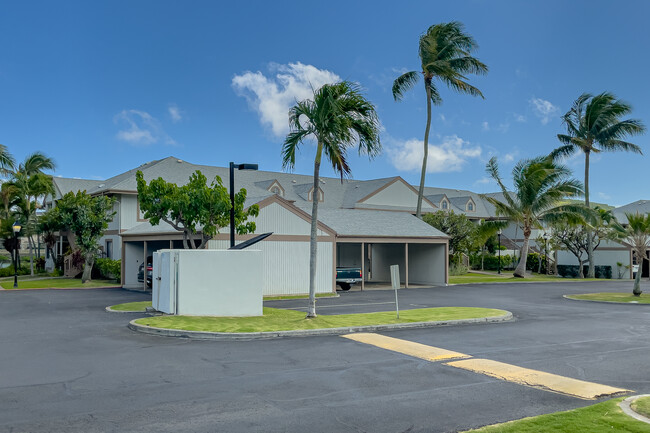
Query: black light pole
[[229, 162, 258, 248], [12, 221, 21, 289], [497, 229, 502, 275]]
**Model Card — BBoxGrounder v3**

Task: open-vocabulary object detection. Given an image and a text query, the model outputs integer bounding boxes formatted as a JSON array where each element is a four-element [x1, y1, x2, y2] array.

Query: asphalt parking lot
[[2, 280, 650, 433]]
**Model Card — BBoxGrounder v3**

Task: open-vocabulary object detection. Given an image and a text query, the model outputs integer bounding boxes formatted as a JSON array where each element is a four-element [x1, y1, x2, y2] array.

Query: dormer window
[[441, 200, 448, 210], [308, 187, 324, 202], [267, 180, 284, 197], [466, 199, 476, 212]]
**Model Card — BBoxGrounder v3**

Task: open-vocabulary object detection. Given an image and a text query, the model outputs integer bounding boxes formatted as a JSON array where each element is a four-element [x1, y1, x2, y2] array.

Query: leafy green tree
[[423, 210, 475, 264], [483, 156, 586, 278], [136, 170, 258, 249], [283, 81, 381, 318], [612, 213, 650, 295], [49, 191, 116, 282], [550, 92, 646, 278], [472, 219, 509, 270], [550, 208, 616, 278], [392, 21, 487, 218]]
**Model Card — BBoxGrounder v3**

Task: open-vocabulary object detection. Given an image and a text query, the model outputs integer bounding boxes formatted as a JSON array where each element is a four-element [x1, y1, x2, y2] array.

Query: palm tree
[[550, 92, 646, 278], [392, 21, 487, 218], [483, 156, 586, 278], [282, 81, 381, 317], [0, 144, 16, 175], [612, 213, 650, 296]]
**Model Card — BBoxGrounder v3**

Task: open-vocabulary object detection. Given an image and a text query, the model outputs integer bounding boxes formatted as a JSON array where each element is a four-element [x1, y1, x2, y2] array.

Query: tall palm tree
[[0, 144, 16, 175], [612, 213, 650, 296], [283, 81, 381, 317], [550, 92, 646, 278], [483, 156, 586, 278], [392, 21, 487, 218]]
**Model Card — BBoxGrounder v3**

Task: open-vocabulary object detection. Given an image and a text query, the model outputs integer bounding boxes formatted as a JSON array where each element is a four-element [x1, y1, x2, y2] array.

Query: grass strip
[[463, 398, 650, 432], [632, 396, 650, 418], [263, 293, 337, 301], [109, 301, 152, 312], [566, 292, 650, 304], [134, 306, 507, 333], [2, 278, 120, 290], [450, 273, 603, 284]]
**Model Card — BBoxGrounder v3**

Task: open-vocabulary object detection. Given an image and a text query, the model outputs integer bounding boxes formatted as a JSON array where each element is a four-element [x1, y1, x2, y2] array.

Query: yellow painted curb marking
[[342, 333, 470, 362], [445, 358, 630, 400]]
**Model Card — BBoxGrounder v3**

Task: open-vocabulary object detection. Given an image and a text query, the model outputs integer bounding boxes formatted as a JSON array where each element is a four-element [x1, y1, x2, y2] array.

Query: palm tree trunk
[[585, 151, 595, 278], [415, 81, 433, 219], [513, 229, 531, 278], [28, 235, 34, 276], [307, 141, 324, 318], [633, 252, 643, 296]]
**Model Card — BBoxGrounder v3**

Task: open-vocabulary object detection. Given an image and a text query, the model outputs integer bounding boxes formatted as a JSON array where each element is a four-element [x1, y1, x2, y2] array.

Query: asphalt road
[[1, 281, 650, 433]]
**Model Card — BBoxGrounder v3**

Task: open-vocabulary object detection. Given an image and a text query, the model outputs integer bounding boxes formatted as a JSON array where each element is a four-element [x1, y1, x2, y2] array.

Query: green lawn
[[631, 396, 650, 418], [2, 278, 120, 290], [109, 301, 152, 312], [565, 293, 650, 304], [263, 293, 337, 301], [463, 398, 650, 432], [134, 306, 508, 333], [450, 272, 603, 285]]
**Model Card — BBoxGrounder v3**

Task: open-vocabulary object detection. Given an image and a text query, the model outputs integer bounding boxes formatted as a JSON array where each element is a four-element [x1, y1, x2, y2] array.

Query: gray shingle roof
[[613, 200, 650, 224]]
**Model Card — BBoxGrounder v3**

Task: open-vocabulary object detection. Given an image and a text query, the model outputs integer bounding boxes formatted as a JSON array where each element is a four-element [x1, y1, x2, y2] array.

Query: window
[[105, 240, 113, 259], [271, 186, 280, 195], [442, 200, 448, 209], [468, 202, 474, 211]]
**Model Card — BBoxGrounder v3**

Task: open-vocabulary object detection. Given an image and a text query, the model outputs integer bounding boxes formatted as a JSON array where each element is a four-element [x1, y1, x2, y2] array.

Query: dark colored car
[[137, 256, 153, 288], [336, 267, 362, 291]]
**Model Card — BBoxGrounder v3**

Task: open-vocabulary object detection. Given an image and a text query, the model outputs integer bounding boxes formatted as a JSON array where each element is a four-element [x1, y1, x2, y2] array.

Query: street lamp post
[[497, 229, 502, 275], [12, 221, 22, 288], [229, 162, 258, 248]]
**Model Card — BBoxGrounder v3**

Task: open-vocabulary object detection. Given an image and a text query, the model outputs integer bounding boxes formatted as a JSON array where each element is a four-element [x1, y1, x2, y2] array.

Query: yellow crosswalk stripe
[[342, 333, 470, 362], [445, 358, 630, 400]]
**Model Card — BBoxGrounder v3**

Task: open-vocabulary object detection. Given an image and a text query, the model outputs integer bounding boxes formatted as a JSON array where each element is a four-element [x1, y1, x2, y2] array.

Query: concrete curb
[[619, 395, 650, 424], [563, 295, 650, 305], [106, 306, 148, 313], [127, 311, 514, 341]]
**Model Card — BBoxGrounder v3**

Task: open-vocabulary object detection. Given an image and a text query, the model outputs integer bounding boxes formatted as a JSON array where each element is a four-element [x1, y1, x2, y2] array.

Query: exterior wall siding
[[362, 181, 435, 211], [120, 195, 141, 231]]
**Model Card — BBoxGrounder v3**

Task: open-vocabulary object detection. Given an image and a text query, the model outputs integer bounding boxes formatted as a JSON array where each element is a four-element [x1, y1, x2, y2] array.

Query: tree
[[472, 219, 509, 271], [283, 81, 381, 318], [392, 21, 487, 218], [483, 156, 586, 278], [136, 170, 259, 249], [550, 92, 646, 278], [49, 191, 116, 283], [612, 213, 650, 296], [551, 208, 616, 278], [0, 144, 15, 176], [423, 210, 475, 263]]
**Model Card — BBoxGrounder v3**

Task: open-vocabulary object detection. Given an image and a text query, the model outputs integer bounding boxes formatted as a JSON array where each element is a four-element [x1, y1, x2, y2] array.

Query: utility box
[[152, 249, 263, 316]]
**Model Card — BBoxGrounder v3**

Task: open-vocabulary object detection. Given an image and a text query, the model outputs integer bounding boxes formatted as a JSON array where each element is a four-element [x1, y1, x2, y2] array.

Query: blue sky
[[2, 0, 649, 206]]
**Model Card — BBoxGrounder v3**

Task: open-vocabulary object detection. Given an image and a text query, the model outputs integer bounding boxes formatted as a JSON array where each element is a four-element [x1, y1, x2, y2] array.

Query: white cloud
[[482, 121, 490, 131], [168, 104, 182, 123], [114, 109, 176, 146], [232, 62, 341, 138], [474, 176, 493, 185], [387, 135, 482, 173], [529, 97, 559, 125], [514, 113, 526, 123], [598, 192, 611, 200], [503, 152, 516, 163]]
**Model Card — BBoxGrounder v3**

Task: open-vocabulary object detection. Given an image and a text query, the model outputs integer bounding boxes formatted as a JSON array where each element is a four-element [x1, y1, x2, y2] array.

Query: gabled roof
[[613, 200, 650, 224]]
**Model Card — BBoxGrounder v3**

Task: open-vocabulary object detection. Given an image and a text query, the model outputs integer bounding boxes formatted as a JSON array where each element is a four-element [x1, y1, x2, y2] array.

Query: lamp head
[[12, 221, 21, 234]]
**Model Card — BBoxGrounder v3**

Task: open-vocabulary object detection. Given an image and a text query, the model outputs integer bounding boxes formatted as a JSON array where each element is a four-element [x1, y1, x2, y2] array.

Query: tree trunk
[[481, 246, 485, 271], [633, 254, 643, 296], [537, 250, 542, 274], [585, 151, 595, 278], [578, 260, 584, 279], [81, 252, 94, 283], [28, 236, 34, 276], [307, 141, 324, 318], [513, 229, 531, 278], [415, 80, 433, 219]]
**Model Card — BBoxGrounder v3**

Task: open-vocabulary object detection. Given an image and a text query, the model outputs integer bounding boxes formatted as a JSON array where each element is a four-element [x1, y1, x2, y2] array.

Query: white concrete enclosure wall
[[153, 249, 263, 316], [557, 247, 630, 279], [208, 239, 334, 296], [408, 243, 446, 285]]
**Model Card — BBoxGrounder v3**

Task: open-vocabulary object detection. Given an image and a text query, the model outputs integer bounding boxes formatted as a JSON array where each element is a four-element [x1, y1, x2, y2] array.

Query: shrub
[[449, 263, 469, 276], [557, 265, 612, 279], [0, 265, 30, 277], [471, 254, 512, 271], [95, 258, 121, 280], [525, 253, 548, 272]]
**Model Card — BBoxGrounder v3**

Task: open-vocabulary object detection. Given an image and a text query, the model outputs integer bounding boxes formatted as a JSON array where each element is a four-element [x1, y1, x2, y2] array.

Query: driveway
[[1, 281, 649, 432]]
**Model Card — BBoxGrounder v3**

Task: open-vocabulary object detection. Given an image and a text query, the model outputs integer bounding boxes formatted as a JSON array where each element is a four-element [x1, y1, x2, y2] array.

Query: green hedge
[[0, 265, 30, 277], [557, 265, 612, 279], [95, 258, 121, 280], [471, 254, 513, 271]]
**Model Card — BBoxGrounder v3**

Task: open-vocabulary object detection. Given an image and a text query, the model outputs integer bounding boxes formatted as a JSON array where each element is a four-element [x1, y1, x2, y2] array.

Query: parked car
[[137, 256, 153, 288], [336, 267, 362, 291]]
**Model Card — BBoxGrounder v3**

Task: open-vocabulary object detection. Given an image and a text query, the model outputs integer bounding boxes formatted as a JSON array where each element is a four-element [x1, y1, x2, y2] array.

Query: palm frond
[[392, 71, 419, 101]]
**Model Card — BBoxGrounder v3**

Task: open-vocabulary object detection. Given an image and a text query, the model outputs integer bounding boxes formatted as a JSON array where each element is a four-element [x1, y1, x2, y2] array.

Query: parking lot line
[[342, 333, 470, 362], [445, 358, 630, 400]]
